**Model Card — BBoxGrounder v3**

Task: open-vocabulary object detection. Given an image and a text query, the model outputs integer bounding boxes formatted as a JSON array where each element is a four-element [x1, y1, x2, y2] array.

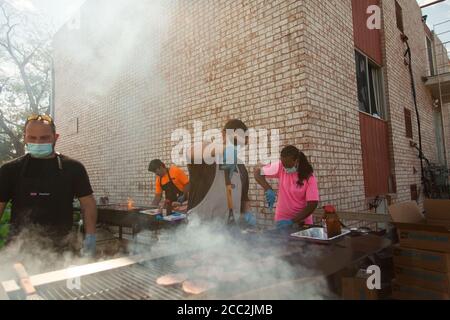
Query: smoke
[[0, 226, 92, 292], [132, 221, 335, 300], [0, 222, 336, 300], [53, 0, 176, 206], [55, 0, 171, 99]]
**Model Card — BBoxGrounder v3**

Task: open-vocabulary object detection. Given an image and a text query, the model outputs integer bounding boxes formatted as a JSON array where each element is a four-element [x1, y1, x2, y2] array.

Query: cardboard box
[[425, 199, 450, 228], [392, 280, 449, 300], [393, 245, 450, 273], [394, 265, 450, 293], [389, 200, 450, 253], [342, 277, 379, 300], [341, 269, 380, 300]]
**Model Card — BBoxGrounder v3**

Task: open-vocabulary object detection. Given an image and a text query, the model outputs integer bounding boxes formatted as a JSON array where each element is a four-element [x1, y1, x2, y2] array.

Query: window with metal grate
[[395, 1, 404, 33], [410, 184, 418, 201], [404, 108, 413, 139]]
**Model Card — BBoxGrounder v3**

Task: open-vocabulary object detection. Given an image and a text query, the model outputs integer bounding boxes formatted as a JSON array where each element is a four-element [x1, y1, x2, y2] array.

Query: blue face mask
[[220, 145, 240, 175], [26, 143, 54, 158], [284, 166, 298, 174], [223, 145, 239, 165]]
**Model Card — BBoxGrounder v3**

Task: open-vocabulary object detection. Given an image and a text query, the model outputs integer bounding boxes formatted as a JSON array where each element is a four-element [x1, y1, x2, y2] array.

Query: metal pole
[[433, 23, 449, 168]]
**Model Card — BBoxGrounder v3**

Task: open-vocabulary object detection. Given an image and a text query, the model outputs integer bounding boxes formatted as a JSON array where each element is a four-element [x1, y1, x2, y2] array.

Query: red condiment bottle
[[322, 205, 342, 239]]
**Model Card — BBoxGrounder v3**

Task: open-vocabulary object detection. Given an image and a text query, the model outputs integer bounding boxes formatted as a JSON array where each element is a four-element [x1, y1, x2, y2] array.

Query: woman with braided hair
[[254, 145, 320, 229]]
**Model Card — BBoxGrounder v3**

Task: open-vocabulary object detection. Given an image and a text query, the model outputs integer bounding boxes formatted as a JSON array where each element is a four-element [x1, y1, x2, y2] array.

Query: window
[[426, 36, 435, 76], [395, 1, 404, 33], [404, 108, 413, 139], [355, 50, 385, 118]]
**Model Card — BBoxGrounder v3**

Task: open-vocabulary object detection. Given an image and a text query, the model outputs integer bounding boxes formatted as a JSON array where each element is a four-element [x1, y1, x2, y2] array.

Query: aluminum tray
[[140, 209, 161, 216], [290, 227, 351, 243]]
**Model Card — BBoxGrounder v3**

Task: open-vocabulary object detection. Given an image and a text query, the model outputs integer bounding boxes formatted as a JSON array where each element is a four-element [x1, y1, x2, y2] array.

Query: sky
[[419, 0, 450, 49], [6, 0, 86, 29], [419, 0, 450, 29]]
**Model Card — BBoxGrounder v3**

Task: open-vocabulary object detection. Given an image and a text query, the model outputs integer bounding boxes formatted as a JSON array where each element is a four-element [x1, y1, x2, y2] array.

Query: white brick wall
[[381, 0, 442, 204], [53, 0, 449, 224]]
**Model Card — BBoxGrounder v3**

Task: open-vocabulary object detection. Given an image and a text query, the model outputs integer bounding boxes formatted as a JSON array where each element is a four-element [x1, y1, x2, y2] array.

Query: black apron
[[160, 170, 183, 202], [8, 154, 75, 245]]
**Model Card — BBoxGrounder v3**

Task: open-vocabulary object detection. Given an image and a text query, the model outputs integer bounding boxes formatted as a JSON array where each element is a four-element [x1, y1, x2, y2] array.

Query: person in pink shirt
[[254, 145, 319, 229]]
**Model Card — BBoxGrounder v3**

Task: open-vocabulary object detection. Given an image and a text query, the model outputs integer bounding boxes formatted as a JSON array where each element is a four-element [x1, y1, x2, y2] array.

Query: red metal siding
[[359, 112, 391, 197], [352, 0, 383, 65], [424, 23, 433, 39]]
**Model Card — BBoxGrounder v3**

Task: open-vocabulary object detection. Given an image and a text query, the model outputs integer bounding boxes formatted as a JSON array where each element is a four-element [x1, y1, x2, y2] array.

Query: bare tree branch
[[35, 67, 50, 106], [0, 2, 50, 158], [0, 77, 9, 94], [0, 109, 24, 156], [0, 3, 45, 113], [0, 3, 20, 63]]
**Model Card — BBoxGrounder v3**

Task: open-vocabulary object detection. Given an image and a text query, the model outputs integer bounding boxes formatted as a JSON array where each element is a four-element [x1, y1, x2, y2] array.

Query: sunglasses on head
[[27, 114, 54, 123]]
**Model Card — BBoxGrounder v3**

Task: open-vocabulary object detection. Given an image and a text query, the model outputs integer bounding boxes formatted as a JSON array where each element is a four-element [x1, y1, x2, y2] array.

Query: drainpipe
[[401, 34, 427, 195], [432, 29, 449, 168]]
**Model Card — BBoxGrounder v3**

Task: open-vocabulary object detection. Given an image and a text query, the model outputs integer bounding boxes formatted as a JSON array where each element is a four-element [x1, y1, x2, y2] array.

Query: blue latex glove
[[244, 212, 257, 227], [276, 220, 294, 229], [265, 189, 276, 209], [171, 212, 183, 217], [83, 234, 96, 258], [156, 214, 164, 221]]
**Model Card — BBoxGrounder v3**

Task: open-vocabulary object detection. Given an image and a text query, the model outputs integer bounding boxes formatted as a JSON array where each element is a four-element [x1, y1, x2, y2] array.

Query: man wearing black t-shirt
[[0, 115, 97, 256]]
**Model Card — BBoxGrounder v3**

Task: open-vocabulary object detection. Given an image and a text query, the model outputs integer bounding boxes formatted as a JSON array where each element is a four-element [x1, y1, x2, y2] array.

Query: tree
[[0, 0, 53, 162]]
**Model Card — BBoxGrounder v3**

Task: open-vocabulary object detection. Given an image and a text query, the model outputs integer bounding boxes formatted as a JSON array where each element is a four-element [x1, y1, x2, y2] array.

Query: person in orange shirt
[[148, 159, 189, 207]]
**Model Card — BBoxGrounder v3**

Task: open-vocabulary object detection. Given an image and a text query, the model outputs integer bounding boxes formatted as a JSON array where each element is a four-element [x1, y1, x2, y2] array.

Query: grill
[[94, 204, 186, 239], [2, 231, 392, 300], [9, 263, 185, 300]]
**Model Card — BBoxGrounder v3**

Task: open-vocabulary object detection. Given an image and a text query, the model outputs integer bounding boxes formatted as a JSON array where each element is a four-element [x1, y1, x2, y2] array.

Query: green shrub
[[73, 211, 81, 223], [1, 210, 10, 224], [0, 203, 11, 249], [0, 224, 9, 238]]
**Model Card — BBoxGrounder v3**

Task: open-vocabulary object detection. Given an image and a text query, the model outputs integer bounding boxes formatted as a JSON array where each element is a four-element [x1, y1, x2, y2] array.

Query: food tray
[[140, 209, 161, 216], [290, 227, 351, 243]]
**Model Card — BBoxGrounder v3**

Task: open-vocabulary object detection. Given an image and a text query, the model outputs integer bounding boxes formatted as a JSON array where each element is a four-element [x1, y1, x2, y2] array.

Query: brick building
[[53, 0, 450, 224]]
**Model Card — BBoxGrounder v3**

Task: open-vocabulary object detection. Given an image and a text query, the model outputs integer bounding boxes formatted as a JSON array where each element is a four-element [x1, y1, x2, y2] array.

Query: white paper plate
[[140, 209, 161, 216]]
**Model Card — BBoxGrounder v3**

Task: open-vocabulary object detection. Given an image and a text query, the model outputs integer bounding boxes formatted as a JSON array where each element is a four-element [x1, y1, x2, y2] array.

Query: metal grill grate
[[28, 263, 187, 300], [6, 234, 338, 300]]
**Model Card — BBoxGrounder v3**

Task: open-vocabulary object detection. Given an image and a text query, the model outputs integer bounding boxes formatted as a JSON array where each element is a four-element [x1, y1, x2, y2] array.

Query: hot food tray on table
[[290, 227, 351, 244]]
